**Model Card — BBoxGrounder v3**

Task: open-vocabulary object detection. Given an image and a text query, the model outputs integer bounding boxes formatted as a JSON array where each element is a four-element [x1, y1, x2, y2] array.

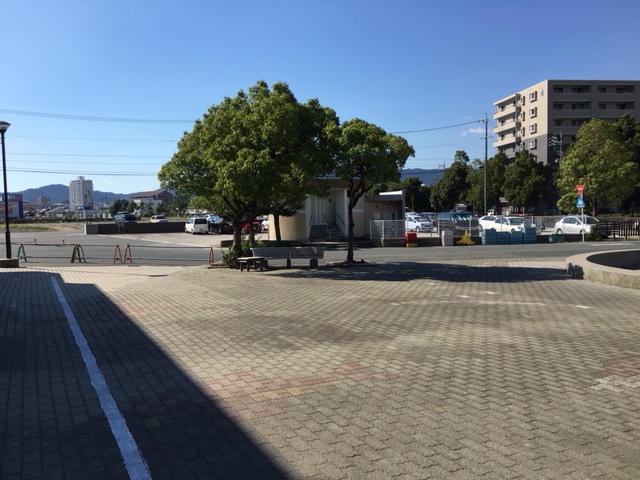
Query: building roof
[[130, 188, 172, 199]]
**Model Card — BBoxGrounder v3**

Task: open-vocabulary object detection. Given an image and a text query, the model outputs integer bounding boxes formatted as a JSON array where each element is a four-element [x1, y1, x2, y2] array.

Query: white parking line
[[51, 276, 152, 480]]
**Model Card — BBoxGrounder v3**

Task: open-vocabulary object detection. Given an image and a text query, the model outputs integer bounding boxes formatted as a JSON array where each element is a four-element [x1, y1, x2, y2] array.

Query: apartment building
[[69, 176, 94, 210], [493, 80, 639, 164]]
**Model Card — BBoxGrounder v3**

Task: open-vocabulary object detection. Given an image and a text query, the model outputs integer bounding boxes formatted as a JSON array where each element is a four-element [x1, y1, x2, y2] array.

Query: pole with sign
[[576, 185, 585, 242]]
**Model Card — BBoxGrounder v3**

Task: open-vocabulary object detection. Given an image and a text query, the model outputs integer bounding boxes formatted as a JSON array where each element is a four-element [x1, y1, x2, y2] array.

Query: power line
[[390, 119, 483, 134], [13, 153, 166, 159], [13, 135, 175, 143], [0, 108, 193, 124], [8, 167, 157, 176]]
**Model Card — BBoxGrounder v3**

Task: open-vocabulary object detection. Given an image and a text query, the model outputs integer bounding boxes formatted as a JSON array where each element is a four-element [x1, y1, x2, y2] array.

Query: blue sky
[[2, 0, 639, 194]]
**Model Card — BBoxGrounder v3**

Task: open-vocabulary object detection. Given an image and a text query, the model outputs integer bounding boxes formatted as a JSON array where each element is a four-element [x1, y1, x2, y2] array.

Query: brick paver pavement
[[2, 253, 640, 479]]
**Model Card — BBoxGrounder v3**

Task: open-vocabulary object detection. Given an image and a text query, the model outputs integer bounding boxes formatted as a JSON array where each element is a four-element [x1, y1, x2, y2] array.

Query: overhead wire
[[6, 107, 490, 178]]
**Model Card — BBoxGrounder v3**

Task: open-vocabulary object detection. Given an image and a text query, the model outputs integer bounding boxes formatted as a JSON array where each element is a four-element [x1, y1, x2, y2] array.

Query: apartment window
[[599, 87, 607, 94], [528, 139, 537, 149], [528, 91, 537, 101], [528, 124, 537, 133], [553, 87, 564, 94], [570, 87, 589, 94], [529, 107, 537, 118]]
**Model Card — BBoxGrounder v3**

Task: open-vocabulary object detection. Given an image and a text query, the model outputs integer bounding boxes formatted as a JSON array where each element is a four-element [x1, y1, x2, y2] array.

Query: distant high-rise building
[[69, 176, 94, 210], [493, 80, 640, 164]]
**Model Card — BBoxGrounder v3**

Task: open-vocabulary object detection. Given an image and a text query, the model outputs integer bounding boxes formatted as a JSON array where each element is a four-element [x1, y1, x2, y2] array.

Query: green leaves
[[555, 119, 637, 215]]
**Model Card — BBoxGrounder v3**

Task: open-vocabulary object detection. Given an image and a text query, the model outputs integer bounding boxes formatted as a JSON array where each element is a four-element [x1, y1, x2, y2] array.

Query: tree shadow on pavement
[[0, 270, 290, 480], [266, 261, 569, 284]]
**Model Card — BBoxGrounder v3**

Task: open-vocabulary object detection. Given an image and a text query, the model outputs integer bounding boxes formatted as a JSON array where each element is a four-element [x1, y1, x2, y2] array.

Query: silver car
[[554, 215, 601, 235]]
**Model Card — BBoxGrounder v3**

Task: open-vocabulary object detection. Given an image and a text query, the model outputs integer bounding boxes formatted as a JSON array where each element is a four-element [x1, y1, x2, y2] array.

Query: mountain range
[[16, 169, 443, 205], [17, 185, 131, 205]]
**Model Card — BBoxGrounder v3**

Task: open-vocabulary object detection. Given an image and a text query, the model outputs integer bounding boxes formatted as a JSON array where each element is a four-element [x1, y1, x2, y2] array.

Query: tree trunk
[[232, 219, 244, 257], [346, 202, 355, 263], [274, 214, 282, 243]]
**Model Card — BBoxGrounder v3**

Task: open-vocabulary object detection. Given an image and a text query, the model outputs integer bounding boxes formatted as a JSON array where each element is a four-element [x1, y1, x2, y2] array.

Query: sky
[[1, 0, 639, 195]]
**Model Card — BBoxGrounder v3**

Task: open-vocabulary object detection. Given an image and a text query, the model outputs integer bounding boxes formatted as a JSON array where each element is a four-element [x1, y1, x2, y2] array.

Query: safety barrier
[[14, 242, 219, 266]]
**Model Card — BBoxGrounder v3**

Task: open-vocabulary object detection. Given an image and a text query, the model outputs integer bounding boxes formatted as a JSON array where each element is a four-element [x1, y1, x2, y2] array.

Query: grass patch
[[7, 224, 65, 232]]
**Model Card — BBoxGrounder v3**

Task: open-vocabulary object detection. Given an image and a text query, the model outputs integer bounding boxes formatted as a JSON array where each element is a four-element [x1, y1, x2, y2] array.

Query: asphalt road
[[9, 225, 640, 267]]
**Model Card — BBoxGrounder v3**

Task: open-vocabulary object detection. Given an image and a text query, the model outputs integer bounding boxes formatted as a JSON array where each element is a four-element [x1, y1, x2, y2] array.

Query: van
[[114, 213, 137, 223], [185, 217, 209, 234]]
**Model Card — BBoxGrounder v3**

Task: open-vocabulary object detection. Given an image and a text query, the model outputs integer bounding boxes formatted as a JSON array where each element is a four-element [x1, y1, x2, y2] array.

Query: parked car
[[554, 215, 607, 237], [405, 214, 433, 233], [150, 215, 168, 223], [185, 217, 209, 234], [479, 215, 524, 232], [242, 219, 262, 234], [206, 214, 233, 234], [114, 213, 137, 223], [261, 217, 269, 232]]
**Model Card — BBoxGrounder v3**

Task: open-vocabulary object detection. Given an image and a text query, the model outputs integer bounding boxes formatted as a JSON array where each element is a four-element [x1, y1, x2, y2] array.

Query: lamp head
[[0, 121, 10, 134]]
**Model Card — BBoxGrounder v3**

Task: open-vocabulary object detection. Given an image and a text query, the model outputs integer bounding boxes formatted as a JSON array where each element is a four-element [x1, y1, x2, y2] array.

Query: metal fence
[[370, 220, 405, 239]]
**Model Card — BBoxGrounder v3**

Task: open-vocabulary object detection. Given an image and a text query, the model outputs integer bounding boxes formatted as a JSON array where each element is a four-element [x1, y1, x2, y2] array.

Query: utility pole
[[483, 114, 488, 215]]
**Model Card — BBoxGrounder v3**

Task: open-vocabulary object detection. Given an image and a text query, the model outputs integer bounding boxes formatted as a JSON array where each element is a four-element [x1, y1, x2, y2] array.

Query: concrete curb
[[566, 249, 640, 290]]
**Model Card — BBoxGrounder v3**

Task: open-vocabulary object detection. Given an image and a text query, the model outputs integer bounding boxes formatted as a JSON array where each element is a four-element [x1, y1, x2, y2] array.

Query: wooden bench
[[236, 256, 266, 272], [251, 246, 325, 268]]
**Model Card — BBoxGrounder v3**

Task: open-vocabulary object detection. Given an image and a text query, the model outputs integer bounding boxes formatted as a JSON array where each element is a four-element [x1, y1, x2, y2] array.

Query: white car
[[261, 217, 269, 232], [405, 214, 433, 233], [479, 216, 524, 232], [184, 217, 209, 234], [150, 215, 168, 223], [554, 215, 605, 236]]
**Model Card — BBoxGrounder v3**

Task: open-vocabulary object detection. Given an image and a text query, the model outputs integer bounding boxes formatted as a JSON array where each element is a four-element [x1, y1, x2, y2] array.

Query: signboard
[[576, 196, 585, 208], [576, 184, 584, 195]]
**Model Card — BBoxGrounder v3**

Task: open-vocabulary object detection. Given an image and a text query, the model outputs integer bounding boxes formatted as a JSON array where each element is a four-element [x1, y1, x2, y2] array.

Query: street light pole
[[1, 121, 11, 259]]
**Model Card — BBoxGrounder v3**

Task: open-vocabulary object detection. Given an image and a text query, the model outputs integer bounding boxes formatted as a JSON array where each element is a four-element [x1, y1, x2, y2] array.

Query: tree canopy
[[555, 118, 638, 216], [503, 150, 549, 213], [430, 151, 470, 211], [158, 80, 338, 253]]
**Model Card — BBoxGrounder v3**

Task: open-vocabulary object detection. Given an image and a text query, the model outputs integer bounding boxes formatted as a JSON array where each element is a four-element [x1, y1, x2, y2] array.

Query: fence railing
[[370, 220, 405, 239]]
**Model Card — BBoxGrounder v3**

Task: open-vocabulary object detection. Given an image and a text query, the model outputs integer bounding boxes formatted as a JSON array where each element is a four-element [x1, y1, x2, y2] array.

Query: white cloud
[[461, 127, 484, 137]]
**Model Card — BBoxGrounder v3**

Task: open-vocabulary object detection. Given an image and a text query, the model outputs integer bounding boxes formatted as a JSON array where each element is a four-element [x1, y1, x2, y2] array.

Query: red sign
[[576, 184, 584, 195]]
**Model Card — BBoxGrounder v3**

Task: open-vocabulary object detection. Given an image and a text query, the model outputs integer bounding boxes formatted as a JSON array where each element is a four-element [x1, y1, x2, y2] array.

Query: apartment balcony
[[493, 135, 517, 149], [493, 104, 517, 121], [493, 120, 518, 134]]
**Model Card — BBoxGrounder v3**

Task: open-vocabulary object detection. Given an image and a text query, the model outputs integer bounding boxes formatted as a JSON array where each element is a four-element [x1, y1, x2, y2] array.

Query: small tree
[[430, 151, 470, 211], [334, 118, 414, 263], [503, 150, 548, 213], [110, 199, 129, 216]]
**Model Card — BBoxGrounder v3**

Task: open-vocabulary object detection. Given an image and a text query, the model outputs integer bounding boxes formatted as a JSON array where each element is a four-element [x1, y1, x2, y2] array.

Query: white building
[[69, 176, 94, 211]]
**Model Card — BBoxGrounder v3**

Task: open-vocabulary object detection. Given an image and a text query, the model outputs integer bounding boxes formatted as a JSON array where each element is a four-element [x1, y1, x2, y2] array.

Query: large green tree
[[555, 118, 638, 216], [615, 114, 640, 212], [158, 80, 338, 254], [430, 151, 470, 211], [503, 150, 549, 213], [334, 118, 414, 263]]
